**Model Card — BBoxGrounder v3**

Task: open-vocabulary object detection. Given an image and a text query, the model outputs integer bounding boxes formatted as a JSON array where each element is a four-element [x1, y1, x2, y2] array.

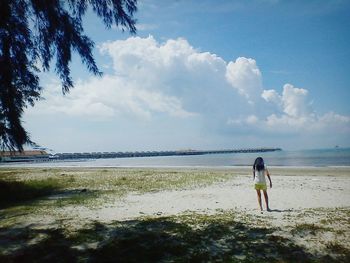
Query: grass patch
[[291, 223, 330, 236], [52, 190, 102, 208], [325, 241, 350, 262], [1, 168, 348, 262], [3, 211, 347, 262], [326, 241, 350, 254], [0, 168, 236, 227], [0, 179, 60, 209], [0, 168, 235, 209], [0, 212, 318, 262]]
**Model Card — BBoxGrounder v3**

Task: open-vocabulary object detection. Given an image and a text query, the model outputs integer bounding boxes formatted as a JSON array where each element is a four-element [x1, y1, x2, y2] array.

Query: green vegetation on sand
[[0, 168, 349, 262]]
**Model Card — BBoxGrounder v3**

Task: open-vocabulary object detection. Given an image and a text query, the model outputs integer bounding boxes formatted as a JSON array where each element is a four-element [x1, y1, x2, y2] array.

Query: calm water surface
[[1, 148, 349, 168]]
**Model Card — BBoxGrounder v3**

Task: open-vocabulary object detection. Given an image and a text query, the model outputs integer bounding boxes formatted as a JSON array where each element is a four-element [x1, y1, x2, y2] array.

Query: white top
[[254, 165, 267, 184]]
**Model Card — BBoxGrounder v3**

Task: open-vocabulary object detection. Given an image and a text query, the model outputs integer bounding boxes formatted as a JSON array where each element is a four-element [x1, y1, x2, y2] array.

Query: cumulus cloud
[[262, 84, 313, 118], [30, 36, 252, 122], [261, 89, 281, 105], [255, 84, 350, 134], [281, 84, 312, 117], [26, 36, 350, 149], [28, 75, 194, 120], [226, 57, 263, 104]]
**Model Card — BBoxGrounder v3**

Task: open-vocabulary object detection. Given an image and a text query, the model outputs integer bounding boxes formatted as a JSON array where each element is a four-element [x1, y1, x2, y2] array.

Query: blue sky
[[24, 0, 350, 152]]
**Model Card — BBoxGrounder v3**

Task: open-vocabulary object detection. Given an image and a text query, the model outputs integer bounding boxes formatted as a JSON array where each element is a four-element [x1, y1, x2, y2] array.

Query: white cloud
[[281, 84, 312, 117], [314, 112, 350, 133], [263, 112, 350, 134], [261, 89, 281, 105], [258, 84, 350, 134], [27, 75, 194, 120], [25, 36, 350, 150], [226, 57, 263, 104], [29, 36, 235, 122], [265, 114, 311, 132]]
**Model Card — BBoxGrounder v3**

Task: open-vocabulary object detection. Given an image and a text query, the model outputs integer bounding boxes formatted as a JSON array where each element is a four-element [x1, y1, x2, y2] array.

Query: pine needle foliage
[[0, 0, 137, 151]]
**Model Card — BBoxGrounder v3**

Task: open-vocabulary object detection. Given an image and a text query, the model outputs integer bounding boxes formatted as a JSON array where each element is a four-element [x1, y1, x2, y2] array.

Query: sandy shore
[[1, 166, 349, 223], [69, 167, 350, 222], [1, 167, 349, 261]]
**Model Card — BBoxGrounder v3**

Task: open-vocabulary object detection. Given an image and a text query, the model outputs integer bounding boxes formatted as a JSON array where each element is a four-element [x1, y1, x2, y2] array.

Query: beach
[[1, 166, 349, 262]]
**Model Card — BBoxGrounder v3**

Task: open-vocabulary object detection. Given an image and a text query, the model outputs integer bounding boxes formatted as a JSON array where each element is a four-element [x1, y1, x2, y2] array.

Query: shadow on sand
[[1, 216, 348, 262], [0, 179, 96, 211], [267, 208, 293, 213], [0, 180, 58, 209]]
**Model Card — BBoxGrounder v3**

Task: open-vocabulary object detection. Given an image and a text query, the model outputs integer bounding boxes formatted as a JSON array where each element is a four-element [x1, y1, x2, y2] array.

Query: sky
[[23, 0, 350, 152]]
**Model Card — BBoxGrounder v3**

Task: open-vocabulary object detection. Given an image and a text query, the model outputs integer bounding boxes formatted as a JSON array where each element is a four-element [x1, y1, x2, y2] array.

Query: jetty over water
[[53, 147, 282, 160], [0, 148, 281, 162]]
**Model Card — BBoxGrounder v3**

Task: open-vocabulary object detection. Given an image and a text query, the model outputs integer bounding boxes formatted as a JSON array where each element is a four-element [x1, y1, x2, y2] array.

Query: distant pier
[[52, 147, 282, 160], [1, 148, 282, 162]]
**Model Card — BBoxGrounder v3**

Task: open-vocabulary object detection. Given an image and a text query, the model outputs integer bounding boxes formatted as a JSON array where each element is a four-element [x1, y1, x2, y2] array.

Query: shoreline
[[1, 163, 350, 169]]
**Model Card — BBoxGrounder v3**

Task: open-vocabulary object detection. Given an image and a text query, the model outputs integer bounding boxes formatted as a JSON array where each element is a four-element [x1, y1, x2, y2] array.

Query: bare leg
[[256, 190, 263, 212], [263, 190, 270, 211]]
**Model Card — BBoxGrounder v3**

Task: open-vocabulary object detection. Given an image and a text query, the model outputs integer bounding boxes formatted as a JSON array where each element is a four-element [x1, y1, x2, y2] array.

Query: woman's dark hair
[[253, 157, 265, 171]]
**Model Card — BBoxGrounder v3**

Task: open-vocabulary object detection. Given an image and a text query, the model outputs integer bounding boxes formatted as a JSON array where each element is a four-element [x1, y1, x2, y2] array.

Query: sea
[[1, 148, 349, 168]]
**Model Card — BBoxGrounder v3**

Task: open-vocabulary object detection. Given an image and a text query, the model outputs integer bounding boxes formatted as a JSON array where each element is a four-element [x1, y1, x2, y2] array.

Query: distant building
[[0, 150, 49, 162]]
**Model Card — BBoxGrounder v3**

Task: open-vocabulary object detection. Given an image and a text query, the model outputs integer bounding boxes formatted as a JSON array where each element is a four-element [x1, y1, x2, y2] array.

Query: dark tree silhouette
[[0, 0, 137, 151]]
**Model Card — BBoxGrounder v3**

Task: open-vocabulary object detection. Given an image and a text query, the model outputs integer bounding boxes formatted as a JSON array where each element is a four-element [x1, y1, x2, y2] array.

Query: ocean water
[[1, 148, 349, 168]]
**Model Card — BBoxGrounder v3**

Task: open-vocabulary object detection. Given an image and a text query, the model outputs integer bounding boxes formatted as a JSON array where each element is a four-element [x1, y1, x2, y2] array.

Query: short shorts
[[254, 183, 267, 191]]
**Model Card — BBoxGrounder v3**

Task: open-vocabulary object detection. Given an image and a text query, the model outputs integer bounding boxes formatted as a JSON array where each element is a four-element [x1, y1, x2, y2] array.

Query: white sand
[[69, 174, 350, 223]]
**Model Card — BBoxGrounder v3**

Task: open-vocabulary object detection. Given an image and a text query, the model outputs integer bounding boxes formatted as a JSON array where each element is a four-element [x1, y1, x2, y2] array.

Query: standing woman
[[253, 157, 272, 212]]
